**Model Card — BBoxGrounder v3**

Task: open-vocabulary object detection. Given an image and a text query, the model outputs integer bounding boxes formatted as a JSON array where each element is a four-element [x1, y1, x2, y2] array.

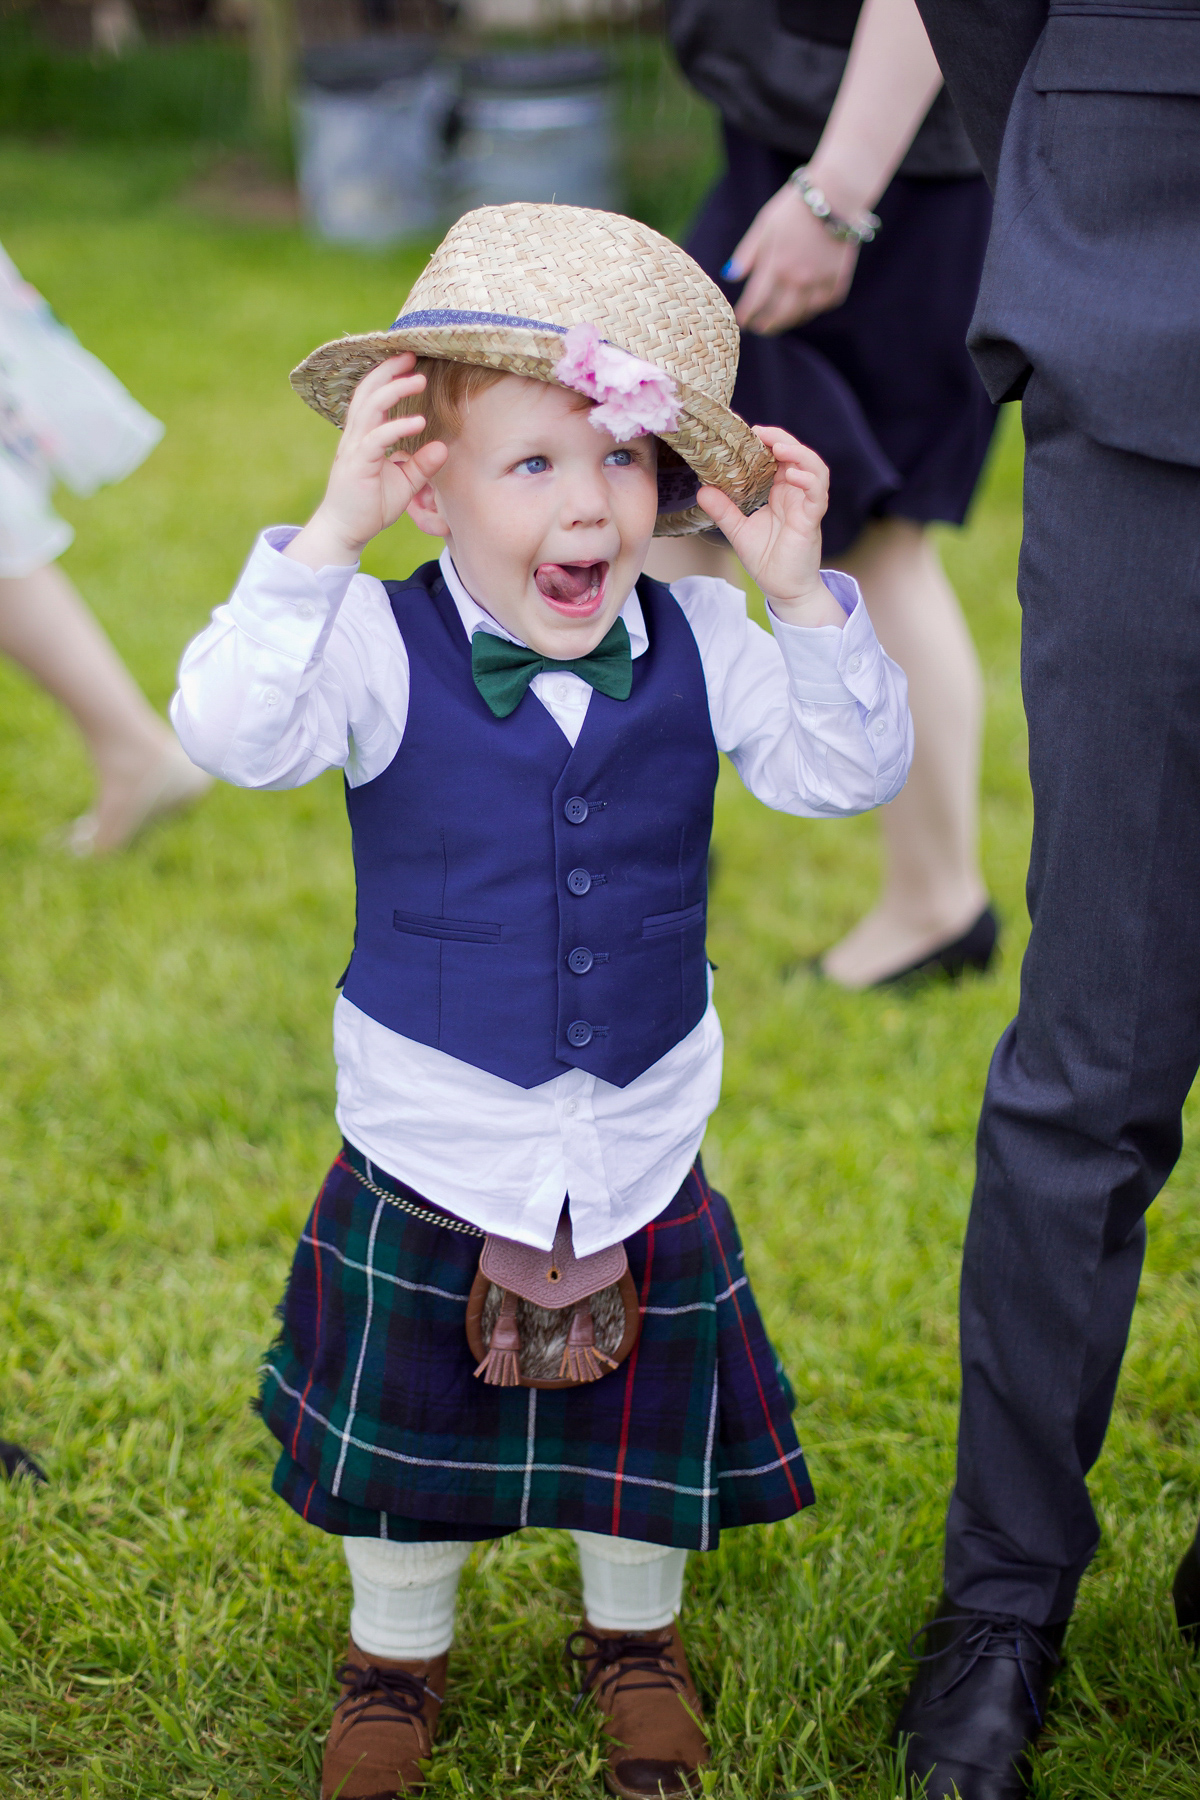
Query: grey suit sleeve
[[913, 0, 1048, 185]]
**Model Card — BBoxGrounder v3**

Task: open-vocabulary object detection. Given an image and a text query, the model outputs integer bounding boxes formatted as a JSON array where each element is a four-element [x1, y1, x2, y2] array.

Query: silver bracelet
[[788, 166, 880, 247]]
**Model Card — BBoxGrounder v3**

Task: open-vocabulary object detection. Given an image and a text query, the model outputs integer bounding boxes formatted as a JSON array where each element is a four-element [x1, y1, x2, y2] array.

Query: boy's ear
[[407, 480, 449, 539]]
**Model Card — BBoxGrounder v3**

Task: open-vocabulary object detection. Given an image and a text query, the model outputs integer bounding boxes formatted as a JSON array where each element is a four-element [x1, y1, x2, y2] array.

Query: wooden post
[[92, 0, 142, 56], [250, 0, 296, 149]]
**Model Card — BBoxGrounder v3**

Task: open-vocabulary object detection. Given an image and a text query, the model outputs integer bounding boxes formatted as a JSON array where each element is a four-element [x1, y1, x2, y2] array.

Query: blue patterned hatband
[[390, 308, 568, 334]]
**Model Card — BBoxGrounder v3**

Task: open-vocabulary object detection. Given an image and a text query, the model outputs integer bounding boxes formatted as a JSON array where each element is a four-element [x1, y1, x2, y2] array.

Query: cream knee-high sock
[[571, 1530, 689, 1633], [343, 1537, 472, 1661]]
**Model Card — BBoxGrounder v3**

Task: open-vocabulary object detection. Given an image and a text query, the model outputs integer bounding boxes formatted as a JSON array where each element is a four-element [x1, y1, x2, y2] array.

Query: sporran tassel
[[558, 1298, 618, 1384], [474, 1288, 522, 1386]]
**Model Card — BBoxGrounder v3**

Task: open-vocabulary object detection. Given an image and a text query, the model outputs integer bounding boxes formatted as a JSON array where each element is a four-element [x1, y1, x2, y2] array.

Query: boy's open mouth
[[534, 560, 608, 615]]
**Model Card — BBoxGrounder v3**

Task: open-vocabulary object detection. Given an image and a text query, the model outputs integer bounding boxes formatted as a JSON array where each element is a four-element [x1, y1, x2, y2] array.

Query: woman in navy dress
[[650, 0, 999, 987]]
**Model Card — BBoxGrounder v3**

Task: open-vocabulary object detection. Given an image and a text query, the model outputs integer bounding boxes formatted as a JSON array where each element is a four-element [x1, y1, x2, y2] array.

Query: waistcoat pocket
[[641, 900, 706, 939], [393, 908, 502, 944]]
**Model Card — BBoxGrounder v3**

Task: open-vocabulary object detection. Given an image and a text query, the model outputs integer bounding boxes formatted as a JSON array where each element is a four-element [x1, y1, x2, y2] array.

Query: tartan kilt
[[260, 1142, 814, 1551]]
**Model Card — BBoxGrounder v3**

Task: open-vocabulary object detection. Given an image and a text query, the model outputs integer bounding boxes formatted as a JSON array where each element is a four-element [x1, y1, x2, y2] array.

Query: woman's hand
[[285, 354, 450, 571], [698, 429, 845, 627], [727, 183, 859, 336], [724, 0, 946, 337]]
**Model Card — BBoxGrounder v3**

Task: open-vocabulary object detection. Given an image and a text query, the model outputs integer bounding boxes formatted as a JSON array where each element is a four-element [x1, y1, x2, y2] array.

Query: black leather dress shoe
[[877, 905, 999, 987], [0, 1438, 47, 1483], [1172, 1526, 1200, 1641], [891, 1596, 1064, 1799]]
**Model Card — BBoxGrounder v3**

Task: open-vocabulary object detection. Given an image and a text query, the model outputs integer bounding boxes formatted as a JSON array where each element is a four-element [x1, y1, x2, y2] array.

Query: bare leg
[[823, 518, 987, 987], [0, 563, 209, 853]]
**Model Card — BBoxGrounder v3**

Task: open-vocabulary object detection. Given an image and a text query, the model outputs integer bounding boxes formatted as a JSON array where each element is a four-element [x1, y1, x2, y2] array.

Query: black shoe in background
[[890, 1595, 1064, 1800], [877, 905, 1000, 987], [0, 1439, 47, 1484], [1173, 1525, 1200, 1641]]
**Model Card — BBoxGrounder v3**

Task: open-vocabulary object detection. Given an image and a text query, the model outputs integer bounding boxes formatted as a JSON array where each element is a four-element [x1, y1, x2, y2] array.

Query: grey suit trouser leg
[[943, 373, 1200, 1626]]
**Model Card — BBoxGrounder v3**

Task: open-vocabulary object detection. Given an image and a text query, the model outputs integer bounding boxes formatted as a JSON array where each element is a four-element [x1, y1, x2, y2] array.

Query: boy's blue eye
[[516, 455, 549, 474], [605, 449, 633, 466]]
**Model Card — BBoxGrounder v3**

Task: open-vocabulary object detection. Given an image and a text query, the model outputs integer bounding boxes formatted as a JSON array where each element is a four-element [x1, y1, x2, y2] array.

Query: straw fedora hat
[[290, 201, 776, 536]]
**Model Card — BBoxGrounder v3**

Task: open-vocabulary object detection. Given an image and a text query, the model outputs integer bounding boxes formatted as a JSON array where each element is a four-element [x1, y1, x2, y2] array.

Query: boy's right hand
[[284, 355, 449, 570]]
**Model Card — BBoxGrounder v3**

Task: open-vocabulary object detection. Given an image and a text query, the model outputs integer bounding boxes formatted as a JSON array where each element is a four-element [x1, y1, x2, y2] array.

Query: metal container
[[295, 39, 455, 246], [449, 48, 619, 218]]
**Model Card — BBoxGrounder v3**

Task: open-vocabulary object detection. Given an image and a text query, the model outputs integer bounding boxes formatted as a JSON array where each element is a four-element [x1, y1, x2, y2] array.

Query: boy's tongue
[[535, 561, 604, 604]]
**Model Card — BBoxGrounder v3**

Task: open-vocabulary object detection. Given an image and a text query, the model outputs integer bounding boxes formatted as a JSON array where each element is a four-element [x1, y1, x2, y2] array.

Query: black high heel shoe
[[0, 1439, 47, 1484], [1173, 1523, 1200, 1641], [874, 904, 999, 988]]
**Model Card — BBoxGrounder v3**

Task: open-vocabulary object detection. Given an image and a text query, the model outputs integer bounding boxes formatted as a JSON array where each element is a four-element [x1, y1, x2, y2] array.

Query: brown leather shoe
[[321, 1637, 447, 1799], [565, 1619, 710, 1799]]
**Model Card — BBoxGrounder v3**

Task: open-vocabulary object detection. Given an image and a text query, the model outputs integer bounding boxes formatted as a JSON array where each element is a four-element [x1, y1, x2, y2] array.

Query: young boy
[[173, 203, 911, 1800]]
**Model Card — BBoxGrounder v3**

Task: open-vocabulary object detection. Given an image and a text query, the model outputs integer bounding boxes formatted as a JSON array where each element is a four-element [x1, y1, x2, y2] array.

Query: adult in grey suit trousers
[[887, 3, 1200, 1796]]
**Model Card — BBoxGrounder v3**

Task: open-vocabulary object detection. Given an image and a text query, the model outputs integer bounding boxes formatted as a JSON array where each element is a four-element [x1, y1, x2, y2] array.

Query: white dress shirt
[[172, 531, 911, 1254]]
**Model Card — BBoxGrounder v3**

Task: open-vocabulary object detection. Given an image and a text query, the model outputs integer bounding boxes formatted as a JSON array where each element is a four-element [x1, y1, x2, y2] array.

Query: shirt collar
[[437, 547, 648, 659]]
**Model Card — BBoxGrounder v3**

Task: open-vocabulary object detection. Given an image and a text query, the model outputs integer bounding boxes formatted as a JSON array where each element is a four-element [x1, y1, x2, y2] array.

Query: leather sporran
[[465, 1210, 639, 1389]]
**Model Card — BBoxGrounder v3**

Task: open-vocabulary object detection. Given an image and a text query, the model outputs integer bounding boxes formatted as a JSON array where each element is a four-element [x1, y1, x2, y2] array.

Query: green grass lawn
[[2, 135, 1200, 1800]]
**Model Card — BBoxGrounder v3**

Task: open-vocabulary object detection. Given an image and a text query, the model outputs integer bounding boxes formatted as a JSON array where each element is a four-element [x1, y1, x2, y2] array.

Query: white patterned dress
[[0, 242, 163, 577]]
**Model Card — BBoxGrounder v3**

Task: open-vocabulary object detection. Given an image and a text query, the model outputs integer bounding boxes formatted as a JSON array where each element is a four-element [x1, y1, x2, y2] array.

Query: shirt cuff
[[768, 571, 878, 701], [226, 526, 360, 657]]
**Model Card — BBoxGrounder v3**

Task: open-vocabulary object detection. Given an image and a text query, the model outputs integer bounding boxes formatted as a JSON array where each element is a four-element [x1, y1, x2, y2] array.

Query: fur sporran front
[[465, 1210, 640, 1390]]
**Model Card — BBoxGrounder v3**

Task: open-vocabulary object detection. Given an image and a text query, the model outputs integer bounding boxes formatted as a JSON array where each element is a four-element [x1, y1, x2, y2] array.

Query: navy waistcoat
[[340, 562, 719, 1090]]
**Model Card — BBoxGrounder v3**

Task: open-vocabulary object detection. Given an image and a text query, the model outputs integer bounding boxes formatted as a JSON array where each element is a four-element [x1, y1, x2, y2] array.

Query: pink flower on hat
[[556, 321, 680, 440]]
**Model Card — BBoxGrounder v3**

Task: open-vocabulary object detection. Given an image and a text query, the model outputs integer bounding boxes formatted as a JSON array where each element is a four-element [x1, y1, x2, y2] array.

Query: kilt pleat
[[260, 1143, 813, 1550]]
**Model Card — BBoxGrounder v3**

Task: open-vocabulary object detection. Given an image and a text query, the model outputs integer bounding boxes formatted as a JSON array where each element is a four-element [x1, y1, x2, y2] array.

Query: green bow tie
[[471, 618, 633, 720]]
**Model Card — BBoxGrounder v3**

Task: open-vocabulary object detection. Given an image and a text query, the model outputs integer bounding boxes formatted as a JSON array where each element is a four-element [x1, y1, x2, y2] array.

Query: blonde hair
[[390, 357, 504, 449], [391, 356, 588, 449]]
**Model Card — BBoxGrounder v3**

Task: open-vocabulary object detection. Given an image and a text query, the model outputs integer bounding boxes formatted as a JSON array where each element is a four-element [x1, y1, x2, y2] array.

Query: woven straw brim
[[290, 324, 776, 537]]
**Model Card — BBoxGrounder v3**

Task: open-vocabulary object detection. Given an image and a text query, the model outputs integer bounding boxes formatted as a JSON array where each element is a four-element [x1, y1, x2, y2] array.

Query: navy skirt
[[687, 122, 999, 555], [262, 1145, 813, 1550]]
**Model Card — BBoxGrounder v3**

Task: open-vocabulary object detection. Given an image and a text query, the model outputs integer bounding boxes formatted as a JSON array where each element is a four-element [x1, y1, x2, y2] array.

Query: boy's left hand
[[697, 429, 845, 628]]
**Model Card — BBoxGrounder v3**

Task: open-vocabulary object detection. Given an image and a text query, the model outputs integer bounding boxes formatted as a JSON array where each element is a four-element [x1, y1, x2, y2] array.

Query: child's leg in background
[[0, 564, 210, 853]]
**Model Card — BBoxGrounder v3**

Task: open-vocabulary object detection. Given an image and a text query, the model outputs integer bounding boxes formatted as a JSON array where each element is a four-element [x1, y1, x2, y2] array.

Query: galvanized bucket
[[448, 48, 619, 218], [295, 39, 455, 246]]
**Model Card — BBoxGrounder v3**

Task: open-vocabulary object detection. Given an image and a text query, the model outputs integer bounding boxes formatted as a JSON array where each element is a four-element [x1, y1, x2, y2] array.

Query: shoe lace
[[907, 1612, 1062, 1726], [564, 1628, 686, 1715], [334, 1660, 440, 1730]]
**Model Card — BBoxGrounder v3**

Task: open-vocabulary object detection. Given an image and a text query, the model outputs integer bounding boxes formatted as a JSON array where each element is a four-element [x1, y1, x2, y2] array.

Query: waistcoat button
[[567, 867, 592, 895], [567, 1019, 593, 1047], [564, 795, 589, 824], [568, 946, 594, 974]]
